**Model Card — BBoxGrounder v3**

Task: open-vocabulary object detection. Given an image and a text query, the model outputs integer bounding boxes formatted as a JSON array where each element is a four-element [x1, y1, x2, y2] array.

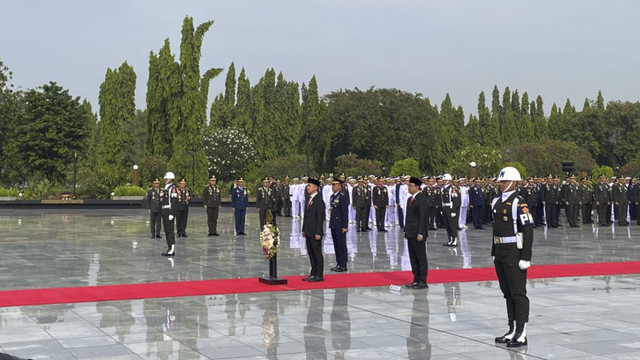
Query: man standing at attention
[[203, 175, 221, 236], [231, 177, 249, 235], [404, 176, 429, 289], [329, 177, 350, 273], [302, 178, 325, 282], [146, 178, 162, 239]]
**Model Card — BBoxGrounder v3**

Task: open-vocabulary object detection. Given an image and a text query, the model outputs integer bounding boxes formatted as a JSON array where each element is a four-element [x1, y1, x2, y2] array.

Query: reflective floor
[[1, 208, 639, 359]]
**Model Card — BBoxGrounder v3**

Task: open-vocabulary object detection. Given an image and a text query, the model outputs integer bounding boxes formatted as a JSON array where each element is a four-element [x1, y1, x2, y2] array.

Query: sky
[[2, 0, 640, 119]]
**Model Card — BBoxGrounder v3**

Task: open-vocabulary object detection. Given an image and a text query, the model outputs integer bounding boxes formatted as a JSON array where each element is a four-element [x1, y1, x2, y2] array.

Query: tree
[[334, 153, 382, 177], [389, 158, 421, 177], [0, 61, 18, 184], [203, 128, 255, 182]]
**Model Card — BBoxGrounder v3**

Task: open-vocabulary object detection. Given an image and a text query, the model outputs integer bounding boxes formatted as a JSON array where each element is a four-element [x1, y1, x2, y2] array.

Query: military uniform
[[469, 180, 485, 229], [353, 179, 371, 231], [231, 178, 249, 235], [613, 177, 629, 226], [329, 178, 350, 272], [562, 176, 580, 227], [594, 177, 612, 226], [203, 176, 221, 236], [634, 179, 640, 225], [146, 179, 162, 239], [579, 179, 594, 224], [160, 173, 178, 256], [373, 178, 389, 232], [175, 179, 191, 237], [441, 177, 461, 247], [542, 177, 560, 227], [522, 181, 537, 227], [257, 179, 275, 228], [422, 178, 440, 231]]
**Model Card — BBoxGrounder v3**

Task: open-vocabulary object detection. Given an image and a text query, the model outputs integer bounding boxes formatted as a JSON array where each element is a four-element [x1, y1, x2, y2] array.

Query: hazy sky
[[2, 0, 639, 119]]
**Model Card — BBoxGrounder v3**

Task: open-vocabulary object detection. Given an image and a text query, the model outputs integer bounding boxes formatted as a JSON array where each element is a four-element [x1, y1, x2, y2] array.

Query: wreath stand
[[259, 211, 288, 285]]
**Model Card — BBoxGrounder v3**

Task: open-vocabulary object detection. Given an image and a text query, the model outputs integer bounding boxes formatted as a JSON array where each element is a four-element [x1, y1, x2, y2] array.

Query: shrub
[[0, 188, 19, 197], [113, 185, 147, 196]]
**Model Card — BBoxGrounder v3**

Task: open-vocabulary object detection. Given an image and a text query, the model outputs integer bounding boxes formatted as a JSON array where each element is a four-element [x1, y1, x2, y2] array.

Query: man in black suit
[[302, 178, 326, 282], [404, 176, 429, 289]]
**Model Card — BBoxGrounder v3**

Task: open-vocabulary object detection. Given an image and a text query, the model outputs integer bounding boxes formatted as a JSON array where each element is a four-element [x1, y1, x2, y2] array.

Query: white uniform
[[398, 183, 409, 224], [386, 184, 395, 227], [298, 181, 308, 219], [368, 180, 376, 226], [322, 183, 333, 221], [347, 183, 356, 223], [458, 184, 469, 229], [291, 182, 301, 218]]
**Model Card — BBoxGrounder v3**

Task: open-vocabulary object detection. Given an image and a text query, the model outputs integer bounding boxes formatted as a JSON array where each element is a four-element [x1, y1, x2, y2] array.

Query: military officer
[[353, 177, 371, 232], [579, 177, 594, 224], [373, 176, 389, 232], [160, 172, 178, 256], [562, 175, 580, 227], [492, 167, 533, 348], [257, 177, 275, 228], [146, 178, 162, 239], [329, 177, 350, 272], [423, 176, 439, 231], [175, 178, 191, 237], [231, 177, 249, 235], [543, 175, 559, 228], [613, 175, 629, 226], [203, 175, 221, 236], [594, 174, 612, 226], [469, 178, 485, 229], [522, 178, 538, 228], [441, 174, 461, 247], [282, 176, 292, 217]]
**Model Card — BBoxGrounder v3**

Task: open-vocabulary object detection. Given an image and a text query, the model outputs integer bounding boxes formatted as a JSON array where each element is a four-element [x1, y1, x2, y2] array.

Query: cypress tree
[[233, 67, 252, 132]]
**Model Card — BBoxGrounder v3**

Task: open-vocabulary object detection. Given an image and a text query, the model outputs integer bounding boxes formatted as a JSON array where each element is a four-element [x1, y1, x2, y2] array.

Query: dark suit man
[[329, 177, 350, 272], [302, 178, 325, 282], [404, 176, 429, 289]]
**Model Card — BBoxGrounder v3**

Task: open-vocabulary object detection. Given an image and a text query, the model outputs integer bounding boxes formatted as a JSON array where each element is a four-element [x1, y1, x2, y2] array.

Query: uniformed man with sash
[[175, 178, 191, 237], [203, 176, 221, 236], [160, 172, 178, 256]]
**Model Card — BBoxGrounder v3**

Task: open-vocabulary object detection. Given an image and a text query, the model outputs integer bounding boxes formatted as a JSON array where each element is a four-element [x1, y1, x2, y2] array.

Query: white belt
[[443, 202, 453, 207], [493, 236, 517, 244], [162, 205, 171, 209]]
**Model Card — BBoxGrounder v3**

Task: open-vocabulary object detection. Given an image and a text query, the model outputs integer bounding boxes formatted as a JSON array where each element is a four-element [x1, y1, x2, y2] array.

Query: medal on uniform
[[503, 216, 508, 221]]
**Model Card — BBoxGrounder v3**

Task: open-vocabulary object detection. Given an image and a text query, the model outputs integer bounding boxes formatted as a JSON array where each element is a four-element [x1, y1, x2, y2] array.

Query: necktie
[[306, 197, 311, 210], [407, 196, 413, 208]]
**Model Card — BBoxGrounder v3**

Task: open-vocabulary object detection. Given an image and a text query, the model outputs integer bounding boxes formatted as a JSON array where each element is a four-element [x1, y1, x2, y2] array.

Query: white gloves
[[168, 215, 174, 221], [518, 260, 531, 270]]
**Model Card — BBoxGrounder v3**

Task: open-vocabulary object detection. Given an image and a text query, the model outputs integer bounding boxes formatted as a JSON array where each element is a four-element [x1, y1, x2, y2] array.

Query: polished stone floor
[[0, 208, 639, 359]]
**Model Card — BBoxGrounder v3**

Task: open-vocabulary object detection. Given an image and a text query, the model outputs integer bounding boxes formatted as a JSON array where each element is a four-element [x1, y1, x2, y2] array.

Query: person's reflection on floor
[[406, 292, 431, 360], [304, 290, 327, 360], [444, 282, 461, 322], [262, 293, 280, 360], [331, 288, 351, 359]]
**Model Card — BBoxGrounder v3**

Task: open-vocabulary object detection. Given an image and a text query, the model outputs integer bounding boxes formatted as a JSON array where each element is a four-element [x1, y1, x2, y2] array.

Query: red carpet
[[2, 261, 640, 307]]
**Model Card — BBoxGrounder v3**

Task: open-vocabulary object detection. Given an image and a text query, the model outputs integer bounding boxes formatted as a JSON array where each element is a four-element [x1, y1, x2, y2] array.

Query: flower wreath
[[260, 211, 280, 259]]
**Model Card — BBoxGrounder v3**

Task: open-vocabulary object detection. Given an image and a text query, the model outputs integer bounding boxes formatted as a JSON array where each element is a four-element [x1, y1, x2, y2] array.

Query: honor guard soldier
[[175, 178, 191, 237], [441, 174, 461, 246], [579, 177, 594, 224], [231, 178, 249, 235], [203, 176, 221, 236], [146, 178, 162, 239], [492, 167, 534, 348], [160, 172, 178, 256], [329, 177, 350, 272], [257, 177, 275, 228], [373, 176, 389, 232]]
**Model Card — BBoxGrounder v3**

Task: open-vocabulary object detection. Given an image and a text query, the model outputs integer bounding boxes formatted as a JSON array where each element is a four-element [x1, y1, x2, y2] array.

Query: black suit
[[302, 193, 326, 278], [404, 192, 429, 285]]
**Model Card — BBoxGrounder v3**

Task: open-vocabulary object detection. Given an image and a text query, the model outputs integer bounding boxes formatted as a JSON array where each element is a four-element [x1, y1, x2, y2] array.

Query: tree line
[[1, 16, 640, 198]]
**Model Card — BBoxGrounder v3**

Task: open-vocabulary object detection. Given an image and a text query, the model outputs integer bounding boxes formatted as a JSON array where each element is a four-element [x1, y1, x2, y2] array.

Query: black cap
[[409, 177, 422, 187], [308, 178, 321, 187]]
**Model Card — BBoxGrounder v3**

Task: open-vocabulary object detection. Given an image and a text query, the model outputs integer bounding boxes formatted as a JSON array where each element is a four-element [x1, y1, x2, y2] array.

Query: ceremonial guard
[[404, 176, 429, 289], [282, 176, 292, 217], [273, 179, 283, 216], [423, 176, 439, 231], [613, 175, 629, 226], [203, 176, 221, 236], [257, 178, 275, 228], [353, 177, 371, 232], [579, 177, 594, 224], [175, 178, 191, 237], [542, 175, 559, 227], [301, 178, 326, 282], [469, 178, 485, 229], [441, 174, 461, 247], [329, 177, 350, 272], [562, 175, 580, 227], [146, 178, 162, 239], [594, 175, 612, 226], [492, 167, 534, 348], [231, 178, 249, 235], [160, 172, 178, 256], [373, 177, 389, 232]]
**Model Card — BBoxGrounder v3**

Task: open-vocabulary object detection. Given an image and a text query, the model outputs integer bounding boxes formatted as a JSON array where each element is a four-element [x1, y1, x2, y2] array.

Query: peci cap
[[308, 178, 321, 187], [409, 177, 422, 187]]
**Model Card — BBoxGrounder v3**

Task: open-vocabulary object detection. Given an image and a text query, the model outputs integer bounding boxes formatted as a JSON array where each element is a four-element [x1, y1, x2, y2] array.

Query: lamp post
[[469, 161, 477, 179], [132, 164, 139, 187], [73, 152, 78, 199]]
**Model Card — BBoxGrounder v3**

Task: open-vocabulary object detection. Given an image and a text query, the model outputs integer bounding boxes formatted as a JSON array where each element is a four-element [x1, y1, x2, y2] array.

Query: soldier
[[273, 179, 283, 217], [373, 176, 389, 232], [458, 178, 469, 230], [613, 175, 629, 226], [385, 178, 396, 228], [522, 178, 538, 228], [257, 177, 275, 228], [594, 174, 612, 226], [282, 176, 292, 217], [579, 177, 594, 224], [492, 167, 533, 348], [146, 178, 162, 239], [469, 178, 485, 230], [347, 178, 357, 224], [231, 177, 249, 235], [203, 175, 221, 236], [160, 172, 178, 256], [441, 174, 461, 247], [543, 175, 559, 228], [628, 177, 636, 222], [562, 175, 580, 227], [535, 176, 546, 227], [353, 177, 370, 232], [398, 176, 410, 228], [634, 178, 640, 225], [175, 178, 191, 237], [484, 178, 497, 224], [329, 177, 350, 272], [423, 176, 439, 231]]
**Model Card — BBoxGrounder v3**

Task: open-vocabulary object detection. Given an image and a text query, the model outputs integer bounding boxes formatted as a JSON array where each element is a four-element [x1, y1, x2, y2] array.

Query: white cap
[[442, 173, 453, 181], [163, 172, 175, 180], [497, 167, 521, 181]]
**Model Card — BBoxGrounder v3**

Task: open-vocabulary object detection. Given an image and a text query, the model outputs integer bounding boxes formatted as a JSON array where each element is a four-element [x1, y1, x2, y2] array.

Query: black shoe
[[335, 267, 347, 272], [151, 235, 156, 239], [379, 229, 388, 232], [405, 282, 419, 288], [357, 229, 362, 232], [308, 276, 324, 282], [212, 233, 219, 236], [330, 266, 339, 271], [495, 325, 515, 344], [207, 233, 214, 236], [182, 234, 188, 238], [156, 236, 162, 239], [161, 252, 175, 257], [413, 283, 428, 289], [302, 276, 313, 281], [507, 336, 527, 347], [506, 325, 527, 347]]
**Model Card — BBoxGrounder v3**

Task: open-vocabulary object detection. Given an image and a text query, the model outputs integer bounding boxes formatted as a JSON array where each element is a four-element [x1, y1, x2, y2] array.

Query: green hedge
[[0, 188, 20, 197], [113, 185, 147, 196]]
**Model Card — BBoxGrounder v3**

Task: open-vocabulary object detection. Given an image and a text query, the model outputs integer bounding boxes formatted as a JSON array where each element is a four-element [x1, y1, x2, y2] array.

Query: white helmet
[[442, 173, 453, 181], [163, 171, 175, 180], [497, 167, 521, 181]]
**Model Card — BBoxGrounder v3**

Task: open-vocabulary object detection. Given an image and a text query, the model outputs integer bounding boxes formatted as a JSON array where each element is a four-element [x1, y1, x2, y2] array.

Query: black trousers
[[283, 199, 291, 217], [597, 203, 609, 225], [582, 203, 593, 224], [545, 203, 557, 226], [305, 235, 323, 277], [176, 208, 188, 235], [566, 203, 578, 226], [356, 206, 367, 230], [617, 202, 628, 224], [407, 237, 428, 284], [331, 228, 348, 268], [441, 208, 458, 239], [375, 206, 386, 230], [149, 211, 162, 237], [471, 205, 483, 228], [397, 204, 404, 227], [427, 206, 437, 229], [206, 206, 219, 234], [161, 209, 175, 247], [494, 243, 529, 326]]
